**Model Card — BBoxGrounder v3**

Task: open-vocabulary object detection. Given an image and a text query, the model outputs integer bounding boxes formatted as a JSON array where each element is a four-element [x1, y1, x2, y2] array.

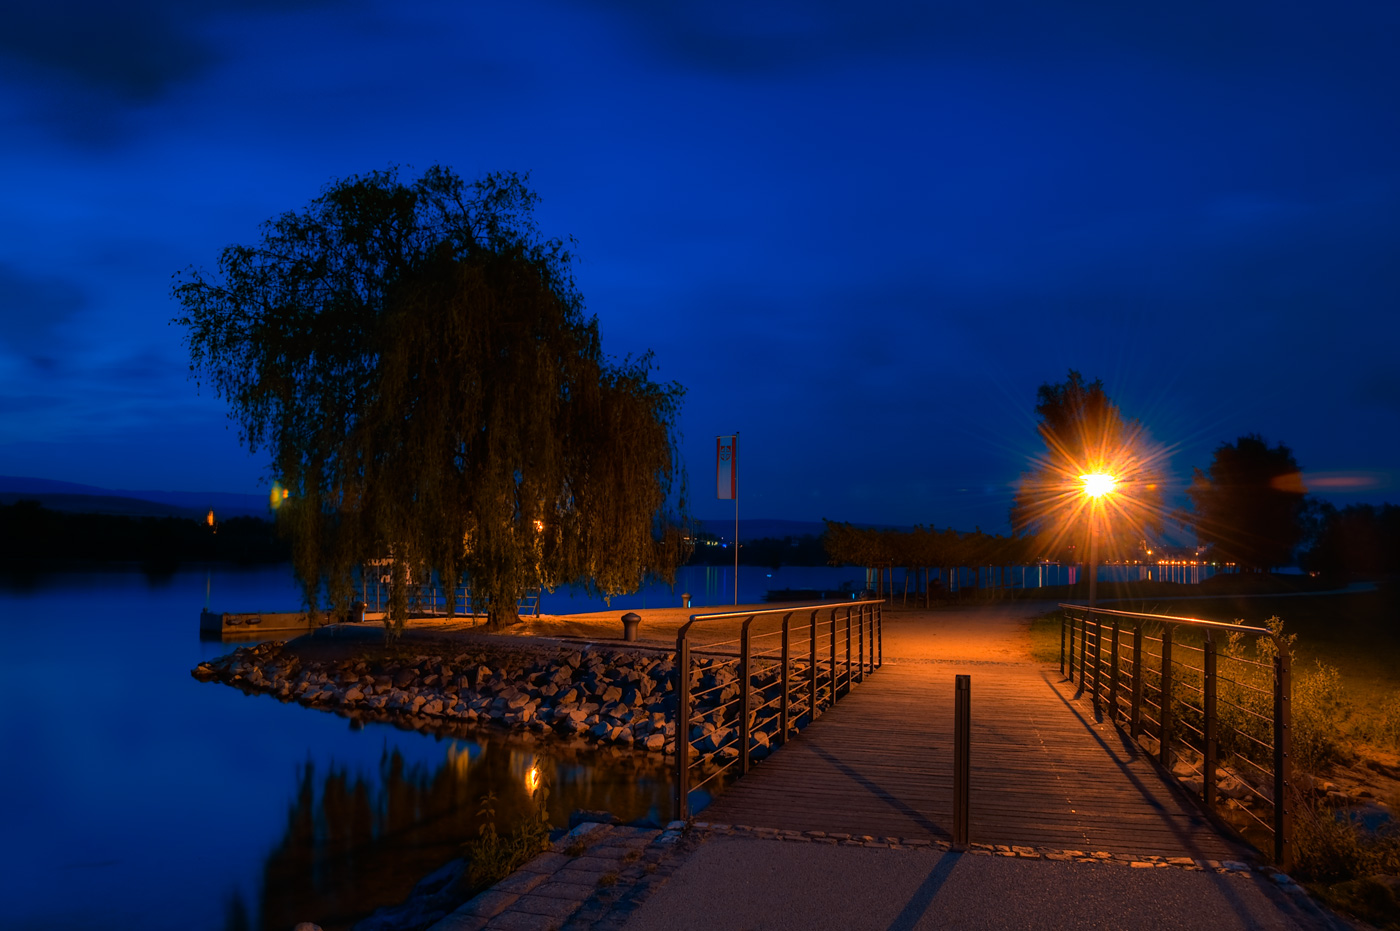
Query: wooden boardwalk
[[699, 660, 1247, 859]]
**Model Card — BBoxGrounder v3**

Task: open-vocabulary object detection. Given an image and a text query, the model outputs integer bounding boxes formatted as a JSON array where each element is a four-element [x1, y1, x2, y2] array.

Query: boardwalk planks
[[699, 662, 1246, 859]]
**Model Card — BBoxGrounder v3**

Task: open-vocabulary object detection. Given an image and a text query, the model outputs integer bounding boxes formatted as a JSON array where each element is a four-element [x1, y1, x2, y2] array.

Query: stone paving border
[[429, 820, 696, 931], [687, 822, 1305, 892], [429, 816, 1308, 931]]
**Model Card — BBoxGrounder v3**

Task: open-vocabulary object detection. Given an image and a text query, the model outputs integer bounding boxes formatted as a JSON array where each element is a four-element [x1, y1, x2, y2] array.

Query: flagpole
[[734, 430, 740, 606]]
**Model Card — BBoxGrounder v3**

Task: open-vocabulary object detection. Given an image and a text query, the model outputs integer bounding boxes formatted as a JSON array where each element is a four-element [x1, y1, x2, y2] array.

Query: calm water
[[0, 566, 674, 931]]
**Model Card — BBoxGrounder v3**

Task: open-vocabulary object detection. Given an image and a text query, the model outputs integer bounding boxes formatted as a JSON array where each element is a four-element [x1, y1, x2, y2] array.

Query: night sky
[[1, 1, 1396, 532]]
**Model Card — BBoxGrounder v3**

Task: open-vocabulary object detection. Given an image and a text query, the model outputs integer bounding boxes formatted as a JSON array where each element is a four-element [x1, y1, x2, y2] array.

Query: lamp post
[[1080, 473, 1116, 712]]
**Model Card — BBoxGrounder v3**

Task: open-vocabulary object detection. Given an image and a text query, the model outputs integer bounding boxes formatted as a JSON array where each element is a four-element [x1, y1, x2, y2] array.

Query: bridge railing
[[674, 599, 885, 819], [1059, 603, 1292, 867]]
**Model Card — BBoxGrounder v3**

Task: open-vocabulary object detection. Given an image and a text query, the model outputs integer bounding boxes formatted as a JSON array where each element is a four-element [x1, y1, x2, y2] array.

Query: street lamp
[[1079, 473, 1116, 711]]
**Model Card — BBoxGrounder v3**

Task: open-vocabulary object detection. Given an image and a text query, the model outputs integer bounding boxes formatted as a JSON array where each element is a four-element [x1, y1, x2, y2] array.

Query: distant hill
[[0, 476, 270, 519]]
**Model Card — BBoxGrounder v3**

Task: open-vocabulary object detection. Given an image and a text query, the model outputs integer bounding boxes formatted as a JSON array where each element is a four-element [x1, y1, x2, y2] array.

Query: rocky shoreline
[[194, 637, 685, 753]]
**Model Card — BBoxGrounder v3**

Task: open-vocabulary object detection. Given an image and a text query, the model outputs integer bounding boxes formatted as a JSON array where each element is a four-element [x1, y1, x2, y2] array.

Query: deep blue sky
[[1, 1, 1396, 531]]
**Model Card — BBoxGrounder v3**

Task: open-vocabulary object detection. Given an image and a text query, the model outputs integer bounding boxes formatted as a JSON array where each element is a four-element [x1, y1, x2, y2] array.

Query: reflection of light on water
[[447, 742, 476, 779], [526, 764, 541, 795]]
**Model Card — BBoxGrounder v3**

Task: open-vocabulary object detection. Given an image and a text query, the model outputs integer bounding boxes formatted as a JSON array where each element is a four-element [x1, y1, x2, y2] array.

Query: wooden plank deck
[[698, 661, 1248, 859]]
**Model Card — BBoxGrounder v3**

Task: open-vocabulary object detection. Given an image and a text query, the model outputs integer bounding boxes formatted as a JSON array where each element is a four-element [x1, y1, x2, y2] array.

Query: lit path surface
[[698, 603, 1245, 859], [618, 604, 1333, 931], [621, 836, 1334, 931]]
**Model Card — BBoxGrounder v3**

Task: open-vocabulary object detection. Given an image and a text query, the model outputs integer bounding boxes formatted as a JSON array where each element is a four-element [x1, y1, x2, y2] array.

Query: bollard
[[682, 593, 691, 608], [953, 674, 971, 849], [621, 612, 641, 641]]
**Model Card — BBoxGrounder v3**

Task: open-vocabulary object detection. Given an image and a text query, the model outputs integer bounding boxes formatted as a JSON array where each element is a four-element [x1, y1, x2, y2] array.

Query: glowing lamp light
[[1079, 473, 1117, 499], [270, 482, 290, 510], [533, 520, 545, 533], [206, 509, 215, 527]]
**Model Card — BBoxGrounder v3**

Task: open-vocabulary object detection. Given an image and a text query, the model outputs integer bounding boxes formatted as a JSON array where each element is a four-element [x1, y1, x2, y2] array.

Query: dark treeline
[[0, 500, 289, 566], [1301, 503, 1400, 579], [686, 534, 828, 568], [823, 521, 1035, 603]]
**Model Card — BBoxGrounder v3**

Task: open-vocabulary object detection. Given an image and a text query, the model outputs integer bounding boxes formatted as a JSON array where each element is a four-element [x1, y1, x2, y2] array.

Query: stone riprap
[[192, 639, 825, 757], [193, 640, 683, 752]]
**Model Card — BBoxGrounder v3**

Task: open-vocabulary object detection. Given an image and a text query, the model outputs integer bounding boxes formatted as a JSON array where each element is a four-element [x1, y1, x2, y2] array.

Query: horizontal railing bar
[[687, 599, 884, 625], [1229, 754, 1273, 781], [1060, 603, 1273, 638]]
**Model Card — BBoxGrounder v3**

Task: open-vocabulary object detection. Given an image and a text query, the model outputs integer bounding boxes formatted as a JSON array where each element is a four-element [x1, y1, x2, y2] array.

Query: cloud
[[0, 263, 87, 364], [0, 0, 347, 144]]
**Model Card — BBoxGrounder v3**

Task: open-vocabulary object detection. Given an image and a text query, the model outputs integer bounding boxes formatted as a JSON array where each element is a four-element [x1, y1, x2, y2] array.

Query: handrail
[[1057, 602, 1291, 868], [674, 599, 885, 819]]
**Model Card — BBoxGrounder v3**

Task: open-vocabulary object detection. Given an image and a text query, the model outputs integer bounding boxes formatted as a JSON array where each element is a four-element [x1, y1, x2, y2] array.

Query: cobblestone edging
[[429, 820, 698, 931], [687, 822, 1305, 891]]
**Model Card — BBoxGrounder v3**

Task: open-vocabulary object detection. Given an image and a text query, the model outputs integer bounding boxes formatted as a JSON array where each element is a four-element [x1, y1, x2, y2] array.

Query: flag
[[716, 434, 737, 499]]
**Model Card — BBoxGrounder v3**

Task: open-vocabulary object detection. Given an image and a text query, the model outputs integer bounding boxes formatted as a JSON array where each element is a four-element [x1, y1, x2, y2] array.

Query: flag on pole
[[716, 434, 737, 499]]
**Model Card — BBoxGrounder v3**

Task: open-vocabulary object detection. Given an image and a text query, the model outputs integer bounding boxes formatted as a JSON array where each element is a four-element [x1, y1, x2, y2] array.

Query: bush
[[1293, 659, 1351, 773]]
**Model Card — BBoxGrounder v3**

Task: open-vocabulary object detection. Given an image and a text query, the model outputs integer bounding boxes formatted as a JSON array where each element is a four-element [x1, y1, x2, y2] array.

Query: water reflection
[[244, 733, 669, 931]]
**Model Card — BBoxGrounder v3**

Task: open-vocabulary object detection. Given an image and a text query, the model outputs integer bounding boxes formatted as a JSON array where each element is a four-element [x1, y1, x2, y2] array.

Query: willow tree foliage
[[173, 166, 688, 631], [1010, 370, 1165, 562]]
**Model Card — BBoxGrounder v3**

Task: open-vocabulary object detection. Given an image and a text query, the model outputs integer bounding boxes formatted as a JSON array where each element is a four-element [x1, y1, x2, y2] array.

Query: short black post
[[953, 674, 971, 849]]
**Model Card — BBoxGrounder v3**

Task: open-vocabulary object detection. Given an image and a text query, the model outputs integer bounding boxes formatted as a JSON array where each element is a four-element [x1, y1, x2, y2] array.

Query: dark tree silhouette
[[1300, 502, 1400, 579], [1011, 370, 1165, 561], [174, 166, 688, 631], [1185, 434, 1308, 572]]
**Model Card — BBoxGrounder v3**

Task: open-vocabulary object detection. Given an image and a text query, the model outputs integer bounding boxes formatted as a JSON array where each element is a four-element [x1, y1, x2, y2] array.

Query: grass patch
[[462, 792, 551, 894], [1028, 613, 1064, 664]]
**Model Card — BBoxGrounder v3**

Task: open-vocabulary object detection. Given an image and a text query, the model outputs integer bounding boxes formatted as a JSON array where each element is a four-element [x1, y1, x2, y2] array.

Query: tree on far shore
[[173, 166, 689, 632], [1010, 370, 1166, 561], [1185, 434, 1308, 572]]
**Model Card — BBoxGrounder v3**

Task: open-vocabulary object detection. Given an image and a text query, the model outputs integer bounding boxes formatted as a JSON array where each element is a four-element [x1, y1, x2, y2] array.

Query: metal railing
[[1060, 603, 1292, 867], [673, 599, 885, 819]]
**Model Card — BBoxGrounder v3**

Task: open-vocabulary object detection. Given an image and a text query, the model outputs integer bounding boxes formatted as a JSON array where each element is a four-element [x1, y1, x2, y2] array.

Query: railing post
[[1275, 646, 1292, 869], [1060, 612, 1067, 676], [1203, 632, 1217, 811], [808, 610, 818, 721], [876, 603, 882, 666], [857, 605, 865, 683], [1091, 614, 1102, 713], [739, 617, 752, 775], [1078, 613, 1088, 690], [1109, 619, 1120, 722], [1068, 613, 1077, 681], [844, 608, 853, 696], [828, 609, 837, 709], [780, 612, 792, 745], [953, 674, 971, 849], [674, 636, 691, 820], [1160, 626, 1173, 768], [1131, 621, 1143, 738]]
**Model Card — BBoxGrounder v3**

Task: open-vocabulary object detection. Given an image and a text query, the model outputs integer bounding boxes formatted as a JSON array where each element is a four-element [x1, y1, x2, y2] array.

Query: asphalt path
[[622, 836, 1341, 931]]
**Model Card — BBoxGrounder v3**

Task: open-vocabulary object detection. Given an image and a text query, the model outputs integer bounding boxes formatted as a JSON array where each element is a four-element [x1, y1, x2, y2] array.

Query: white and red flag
[[716, 434, 737, 500]]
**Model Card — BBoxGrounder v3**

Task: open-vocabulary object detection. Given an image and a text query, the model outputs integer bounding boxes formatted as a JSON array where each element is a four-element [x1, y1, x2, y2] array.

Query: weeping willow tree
[[173, 166, 689, 631]]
